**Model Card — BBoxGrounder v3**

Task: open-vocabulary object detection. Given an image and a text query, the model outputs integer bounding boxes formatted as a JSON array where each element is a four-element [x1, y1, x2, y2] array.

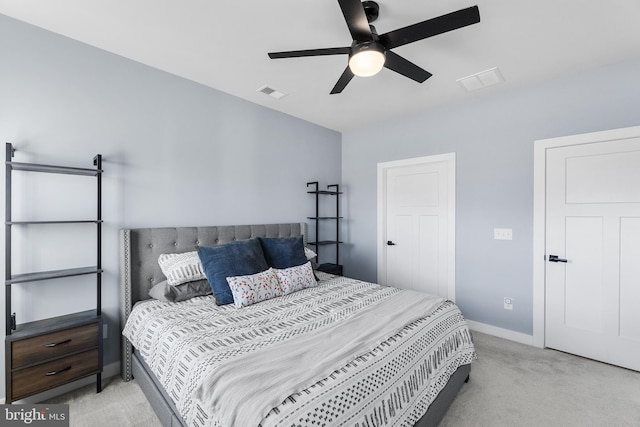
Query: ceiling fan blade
[[330, 67, 355, 94], [268, 47, 351, 59], [379, 6, 480, 49], [338, 0, 372, 42], [384, 51, 432, 83]]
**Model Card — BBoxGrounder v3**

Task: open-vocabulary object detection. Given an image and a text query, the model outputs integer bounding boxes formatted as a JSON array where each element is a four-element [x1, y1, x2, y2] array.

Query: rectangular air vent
[[457, 67, 505, 92], [257, 85, 287, 99]]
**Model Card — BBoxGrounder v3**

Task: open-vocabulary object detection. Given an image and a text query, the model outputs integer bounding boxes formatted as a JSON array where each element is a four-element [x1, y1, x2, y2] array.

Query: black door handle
[[548, 255, 567, 263], [387, 241, 396, 246]]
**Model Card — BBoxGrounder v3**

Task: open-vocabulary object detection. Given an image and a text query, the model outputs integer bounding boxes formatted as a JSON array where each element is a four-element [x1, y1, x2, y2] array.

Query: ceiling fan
[[268, 0, 480, 94]]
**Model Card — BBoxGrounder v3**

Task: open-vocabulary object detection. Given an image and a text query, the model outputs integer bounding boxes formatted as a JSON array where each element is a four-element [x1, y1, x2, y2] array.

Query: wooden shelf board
[[7, 267, 103, 284], [307, 190, 343, 195], [8, 310, 100, 341], [7, 220, 102, 225], [7, 161, 101, 176]]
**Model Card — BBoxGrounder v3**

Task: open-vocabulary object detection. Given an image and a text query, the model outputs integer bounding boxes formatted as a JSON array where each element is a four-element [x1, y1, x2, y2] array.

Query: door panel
[[564, 217, 604, 333], [393, 172, 439, 207], [418, 215, 439, 296], [545, 136, 640, 371], [382, 159, 451, 298], [620, 217, 640, 342], [387, 214, 414, 289], [566, 150, 640, 203]]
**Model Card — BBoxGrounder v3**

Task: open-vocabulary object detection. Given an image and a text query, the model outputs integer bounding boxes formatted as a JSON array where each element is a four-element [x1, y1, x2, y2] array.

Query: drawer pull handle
[[45, 365, 71, 376], [44, 339, 71, 348]]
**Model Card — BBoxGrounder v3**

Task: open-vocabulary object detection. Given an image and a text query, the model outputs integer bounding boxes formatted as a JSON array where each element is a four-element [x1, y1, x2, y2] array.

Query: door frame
[[377, 153, 456, 301], [532, 125, 640, 348]]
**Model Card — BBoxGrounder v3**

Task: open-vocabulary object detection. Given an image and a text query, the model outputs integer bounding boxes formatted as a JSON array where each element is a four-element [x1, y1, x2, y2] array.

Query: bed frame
[[119, 222, 470, 427]]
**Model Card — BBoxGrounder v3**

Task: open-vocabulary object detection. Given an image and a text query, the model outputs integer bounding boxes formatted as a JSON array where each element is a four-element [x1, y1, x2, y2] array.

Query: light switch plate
[[494, 228, 513, 240]]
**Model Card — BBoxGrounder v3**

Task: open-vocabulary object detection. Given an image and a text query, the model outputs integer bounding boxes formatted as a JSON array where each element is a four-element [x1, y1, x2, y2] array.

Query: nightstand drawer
[[12, 348, 99, 400], [11, 323, 99, 369]]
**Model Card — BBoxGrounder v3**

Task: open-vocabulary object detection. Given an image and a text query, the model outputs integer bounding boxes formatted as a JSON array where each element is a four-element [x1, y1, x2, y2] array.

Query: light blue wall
[[0, 14, 341, 399], [3, 9, 640, 401], [342, 57, 640, 335]]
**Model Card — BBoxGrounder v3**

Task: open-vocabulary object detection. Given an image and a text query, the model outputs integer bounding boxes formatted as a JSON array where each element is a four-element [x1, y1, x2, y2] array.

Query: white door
[[545, 136, 640, 371], [377, 154, 455, 299]]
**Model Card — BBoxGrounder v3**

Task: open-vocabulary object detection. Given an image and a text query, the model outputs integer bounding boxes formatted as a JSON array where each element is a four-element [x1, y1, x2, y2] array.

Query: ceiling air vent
[[457, 67, 505, 92], [257, 85, 287, 100]]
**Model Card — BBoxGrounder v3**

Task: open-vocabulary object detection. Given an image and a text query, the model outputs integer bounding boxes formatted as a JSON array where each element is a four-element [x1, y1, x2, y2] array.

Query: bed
[[119, 223, 475, 427]]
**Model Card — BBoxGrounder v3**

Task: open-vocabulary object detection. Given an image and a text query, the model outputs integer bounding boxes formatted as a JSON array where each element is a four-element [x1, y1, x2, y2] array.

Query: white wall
[[0, 15, 341, 399], [342, 56, 640, 336]]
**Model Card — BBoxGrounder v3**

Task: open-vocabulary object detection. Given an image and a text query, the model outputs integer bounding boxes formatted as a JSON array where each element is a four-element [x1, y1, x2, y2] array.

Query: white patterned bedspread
[[123, 272, 476, 427]]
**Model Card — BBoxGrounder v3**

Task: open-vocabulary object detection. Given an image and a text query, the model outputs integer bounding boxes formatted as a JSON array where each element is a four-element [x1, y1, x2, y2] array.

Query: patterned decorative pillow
[[198, 239, 270, 305], [274, 262, 317, 295], [226, 268, 283, 308], [158, 251, 206, 286]]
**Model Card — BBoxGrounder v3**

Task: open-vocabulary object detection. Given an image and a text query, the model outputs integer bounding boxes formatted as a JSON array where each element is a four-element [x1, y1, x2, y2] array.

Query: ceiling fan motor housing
[[350, 40, 386, 59], [362, 1, 379, 23]]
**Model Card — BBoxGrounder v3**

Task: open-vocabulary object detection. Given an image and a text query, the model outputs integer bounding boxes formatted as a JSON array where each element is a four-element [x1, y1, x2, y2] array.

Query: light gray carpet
[[440, 332, 640, 427], [48, 332, 640, 426], [47, 375, 160, 427]]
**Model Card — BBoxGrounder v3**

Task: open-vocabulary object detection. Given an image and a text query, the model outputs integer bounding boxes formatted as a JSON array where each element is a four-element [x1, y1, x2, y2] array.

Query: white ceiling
[[2, 0, 640, 132]]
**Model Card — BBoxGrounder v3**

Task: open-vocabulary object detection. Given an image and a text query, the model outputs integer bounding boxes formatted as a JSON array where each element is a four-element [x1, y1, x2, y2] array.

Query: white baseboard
[[466, 320, 534, 346], [0, 361, 121, 405]]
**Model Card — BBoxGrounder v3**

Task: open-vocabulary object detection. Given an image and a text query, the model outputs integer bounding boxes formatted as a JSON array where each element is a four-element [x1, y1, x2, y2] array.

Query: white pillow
[[274, 262, 317, 295], [226, 268, 283, 308], [304, 247, 317, 260], [158, 251, 206, 286]]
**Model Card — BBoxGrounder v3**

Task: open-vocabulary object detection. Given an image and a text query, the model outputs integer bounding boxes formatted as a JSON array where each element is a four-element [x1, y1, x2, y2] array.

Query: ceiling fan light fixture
[[268, 3, 480, 94], [349, 42, 386, 77]]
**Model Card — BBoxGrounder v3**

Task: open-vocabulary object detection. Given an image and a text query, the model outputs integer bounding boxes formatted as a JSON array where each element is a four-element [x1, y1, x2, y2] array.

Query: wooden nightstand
[[5, 310, 103, 403]]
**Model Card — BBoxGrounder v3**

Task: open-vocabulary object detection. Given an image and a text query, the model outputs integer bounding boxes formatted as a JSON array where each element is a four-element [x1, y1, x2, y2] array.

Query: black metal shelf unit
[[306, 181, 343, 269], [5, 142, 103, 335]]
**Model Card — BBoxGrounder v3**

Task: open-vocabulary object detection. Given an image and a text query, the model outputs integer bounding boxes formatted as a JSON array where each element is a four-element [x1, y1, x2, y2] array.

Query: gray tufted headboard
[[119, 223, 306, 380]]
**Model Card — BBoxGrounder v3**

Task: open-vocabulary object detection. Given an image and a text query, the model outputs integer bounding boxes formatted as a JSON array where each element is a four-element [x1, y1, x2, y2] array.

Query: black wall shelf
[[5, 142, 103, 403], [307, 181, 343, 267], [5, 142, 103, 332]]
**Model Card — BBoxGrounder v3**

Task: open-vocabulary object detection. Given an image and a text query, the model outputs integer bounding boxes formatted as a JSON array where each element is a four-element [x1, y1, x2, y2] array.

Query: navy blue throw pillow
[[258, 236, 307, 269], [197, 239, 269, 305]]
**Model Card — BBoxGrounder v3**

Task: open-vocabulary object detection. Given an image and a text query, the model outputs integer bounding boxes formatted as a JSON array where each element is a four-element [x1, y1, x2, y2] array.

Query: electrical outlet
[[504, 297, 513, 310], [103, 324, 108, 339]]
